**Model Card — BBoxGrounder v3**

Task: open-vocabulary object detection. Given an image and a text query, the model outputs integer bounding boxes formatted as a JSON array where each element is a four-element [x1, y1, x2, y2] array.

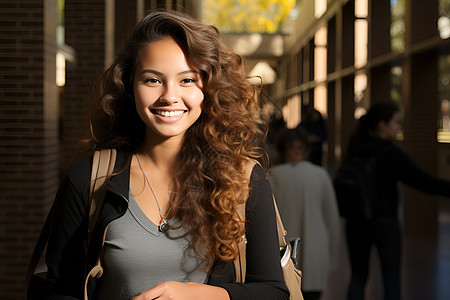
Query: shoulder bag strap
[[233, 160, 289, 283], [234, 203, 246, 283]]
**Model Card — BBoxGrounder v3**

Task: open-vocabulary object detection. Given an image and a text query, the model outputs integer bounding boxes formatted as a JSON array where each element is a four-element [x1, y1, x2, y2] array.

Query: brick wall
[[60, 0, 106, 171], [0, 0, 59, 299], [0, 1, 194, 298]]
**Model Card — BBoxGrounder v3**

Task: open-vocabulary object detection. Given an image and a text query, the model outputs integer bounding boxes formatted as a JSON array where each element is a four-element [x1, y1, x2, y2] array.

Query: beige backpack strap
[[89, 149, 117, 233], [84, 225, 108, 300], [84, 149, 116, 300]]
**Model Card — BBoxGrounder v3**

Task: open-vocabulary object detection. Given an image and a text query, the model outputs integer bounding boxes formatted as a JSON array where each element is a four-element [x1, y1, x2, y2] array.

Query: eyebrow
[[139, 69, 200, 76]]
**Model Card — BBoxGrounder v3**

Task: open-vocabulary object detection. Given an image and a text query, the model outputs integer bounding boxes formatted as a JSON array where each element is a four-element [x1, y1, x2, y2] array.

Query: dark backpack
[[333, 154, 378, 220]]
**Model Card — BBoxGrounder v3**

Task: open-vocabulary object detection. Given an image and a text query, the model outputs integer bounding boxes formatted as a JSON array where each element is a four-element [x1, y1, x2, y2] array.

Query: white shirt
[[270, 161, 341, 291]]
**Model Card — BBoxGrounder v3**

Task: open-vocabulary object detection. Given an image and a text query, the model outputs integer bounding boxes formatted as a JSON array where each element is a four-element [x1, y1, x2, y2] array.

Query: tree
[[203, 0, 296, 34]]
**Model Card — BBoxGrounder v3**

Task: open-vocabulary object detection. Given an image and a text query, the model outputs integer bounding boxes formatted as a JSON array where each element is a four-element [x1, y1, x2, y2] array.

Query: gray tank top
[[95, 192, 207, 300]]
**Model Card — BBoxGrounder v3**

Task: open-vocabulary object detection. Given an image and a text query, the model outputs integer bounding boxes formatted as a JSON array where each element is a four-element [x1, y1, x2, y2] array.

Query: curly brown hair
[[78, 9, 266, 268]]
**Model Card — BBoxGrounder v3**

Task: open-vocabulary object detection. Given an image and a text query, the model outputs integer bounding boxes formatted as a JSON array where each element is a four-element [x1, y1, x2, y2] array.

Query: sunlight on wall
[[355, 0, 368, 18], [439, 0, 450, 39], [355, 0, 368, 68], [56, 52, 65, 87], [355, 19, 368, 68], [314, 26, 327, 82], [354, 71, 367, 119], [249, 61, 277, 84], [314, 0, 327, 18], [314, 84, 327, 117], [283, 94, 301, 128]]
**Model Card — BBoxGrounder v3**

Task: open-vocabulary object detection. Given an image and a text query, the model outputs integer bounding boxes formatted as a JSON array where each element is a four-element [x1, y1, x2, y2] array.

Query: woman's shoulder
[[64, 149, 129, 181], [63, 155, 92, 190]]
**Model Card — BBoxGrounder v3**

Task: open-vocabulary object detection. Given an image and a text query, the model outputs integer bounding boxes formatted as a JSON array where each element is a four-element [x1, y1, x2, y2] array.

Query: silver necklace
[[135, 153, 172, 233]]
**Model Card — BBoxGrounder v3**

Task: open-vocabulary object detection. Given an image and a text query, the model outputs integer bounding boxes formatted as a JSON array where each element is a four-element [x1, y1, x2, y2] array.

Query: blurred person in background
[[270, 127, 341, 300], [334, 101, 450, 300], [298, 106, 327, 166]]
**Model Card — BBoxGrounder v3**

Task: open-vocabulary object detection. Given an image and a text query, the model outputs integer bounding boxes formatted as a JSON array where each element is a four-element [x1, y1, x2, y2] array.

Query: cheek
[[134, 87, 158, 107], [188, 89, 204, 107]]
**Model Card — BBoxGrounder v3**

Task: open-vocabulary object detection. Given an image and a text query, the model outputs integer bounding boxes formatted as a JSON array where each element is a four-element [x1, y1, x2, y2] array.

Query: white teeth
[[155, 110, 184, 117]]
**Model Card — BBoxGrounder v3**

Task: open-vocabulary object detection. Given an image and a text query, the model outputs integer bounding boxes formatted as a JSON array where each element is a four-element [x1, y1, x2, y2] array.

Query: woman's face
[[133, 38, 204, 142], [378, 112, 401, 140]]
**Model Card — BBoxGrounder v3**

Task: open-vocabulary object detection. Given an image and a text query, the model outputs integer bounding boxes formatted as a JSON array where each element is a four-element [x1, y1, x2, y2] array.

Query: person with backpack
[[334, 101, 450, 300], [27, 10, 290, 300]]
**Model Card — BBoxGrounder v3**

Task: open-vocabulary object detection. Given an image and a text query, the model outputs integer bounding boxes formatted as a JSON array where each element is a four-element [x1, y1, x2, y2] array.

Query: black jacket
[[342, 136, 450, 219], [40, 151, 289, 299]]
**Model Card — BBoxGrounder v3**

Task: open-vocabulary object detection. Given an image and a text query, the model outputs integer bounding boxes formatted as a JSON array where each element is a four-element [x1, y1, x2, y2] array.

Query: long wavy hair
[[78, 9, 265, 268]]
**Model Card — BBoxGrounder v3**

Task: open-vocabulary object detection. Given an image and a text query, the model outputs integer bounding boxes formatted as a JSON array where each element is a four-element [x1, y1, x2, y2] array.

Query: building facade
[[272, 0, 450, 240], [0, 1, 197, 298], [1, 0, 449, 298]]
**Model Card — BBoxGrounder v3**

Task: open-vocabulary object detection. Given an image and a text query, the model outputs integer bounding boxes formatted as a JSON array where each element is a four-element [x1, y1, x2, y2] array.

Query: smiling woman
[[28, 9, 290, 300], [133, 38, 204, 139]]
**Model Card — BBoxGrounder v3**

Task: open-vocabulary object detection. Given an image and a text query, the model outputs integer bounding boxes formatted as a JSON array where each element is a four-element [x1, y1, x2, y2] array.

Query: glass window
[[438, 54, 450, 143], [439, 0, 450, 39], [390, 65, 404, 140], [283, 94, 301, 128], [56, 0, 65, 87], [314, 84, 327, 118], [391, 0, 405, 52], [354, 71, 368, 119], [314, 26, 327, 82], [315, 0, 327, 19], [355, 0, 368, 68]]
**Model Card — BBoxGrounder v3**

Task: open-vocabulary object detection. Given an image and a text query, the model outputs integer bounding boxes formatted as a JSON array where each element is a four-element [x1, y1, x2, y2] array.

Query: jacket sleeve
[[392, 146, 450, 197], [215, 165, 290, 299], [38, 158, 91, 300]]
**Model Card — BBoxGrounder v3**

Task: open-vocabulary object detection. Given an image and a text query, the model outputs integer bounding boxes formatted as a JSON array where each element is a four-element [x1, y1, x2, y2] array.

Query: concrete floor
[[320, 200, 450, 300]]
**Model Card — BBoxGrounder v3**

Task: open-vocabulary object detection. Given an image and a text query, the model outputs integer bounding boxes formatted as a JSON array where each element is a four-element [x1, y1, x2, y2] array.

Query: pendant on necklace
[[159, 219, 169, 233]]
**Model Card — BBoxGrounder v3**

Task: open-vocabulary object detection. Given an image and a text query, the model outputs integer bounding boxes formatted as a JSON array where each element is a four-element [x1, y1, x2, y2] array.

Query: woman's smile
[[152, 109, 187, 120]]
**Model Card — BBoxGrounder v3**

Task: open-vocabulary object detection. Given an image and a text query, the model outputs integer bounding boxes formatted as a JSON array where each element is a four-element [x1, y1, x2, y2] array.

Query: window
[[391, 0, 405, 52], [438, 54, 450, 142], [355, 0, 368, 68]]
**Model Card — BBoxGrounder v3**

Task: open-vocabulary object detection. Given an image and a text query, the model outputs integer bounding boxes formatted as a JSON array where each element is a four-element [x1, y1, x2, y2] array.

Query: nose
[[160, 81, 179, 104]]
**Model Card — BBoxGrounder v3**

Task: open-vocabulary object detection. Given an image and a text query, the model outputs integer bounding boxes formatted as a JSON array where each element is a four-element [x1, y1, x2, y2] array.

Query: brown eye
[[181, 78, 196, 84], [144, 78, 161, 86]]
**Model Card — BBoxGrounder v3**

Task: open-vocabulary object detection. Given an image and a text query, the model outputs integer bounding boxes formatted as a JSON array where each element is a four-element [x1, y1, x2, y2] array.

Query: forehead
[[135, 38, 188, 69]]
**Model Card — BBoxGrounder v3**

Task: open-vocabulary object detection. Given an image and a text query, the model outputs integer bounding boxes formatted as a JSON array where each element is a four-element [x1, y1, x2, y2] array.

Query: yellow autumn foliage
[[203, 0, 296, 34]]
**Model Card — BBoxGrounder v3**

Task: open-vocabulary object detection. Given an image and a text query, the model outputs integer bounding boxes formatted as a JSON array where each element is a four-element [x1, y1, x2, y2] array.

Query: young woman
[[38, 10, 289, 300], [336, 102, 450, 300]]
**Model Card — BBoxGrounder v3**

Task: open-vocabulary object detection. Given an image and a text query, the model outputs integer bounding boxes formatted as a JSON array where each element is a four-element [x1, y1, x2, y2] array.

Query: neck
[[138, 131, 183, 172]]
